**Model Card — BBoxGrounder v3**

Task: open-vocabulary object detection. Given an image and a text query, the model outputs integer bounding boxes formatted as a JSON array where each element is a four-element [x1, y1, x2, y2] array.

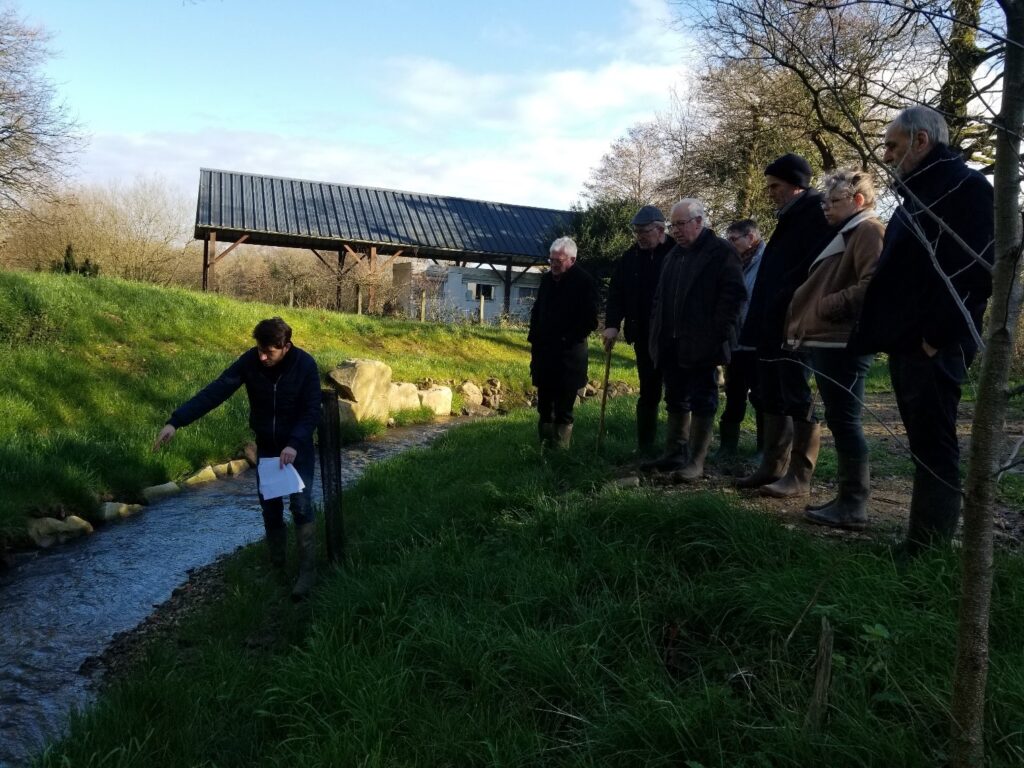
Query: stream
[[0, 421, 456, 767]]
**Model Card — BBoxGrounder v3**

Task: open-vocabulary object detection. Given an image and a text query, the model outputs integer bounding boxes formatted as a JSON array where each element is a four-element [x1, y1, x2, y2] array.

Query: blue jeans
[[258, 442, 316, 530], [810, 348, 873, 458]]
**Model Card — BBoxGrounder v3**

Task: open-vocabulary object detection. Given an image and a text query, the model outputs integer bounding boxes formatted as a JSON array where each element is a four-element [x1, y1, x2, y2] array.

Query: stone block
[[183, 466, 218, 487], [27, 516, 94, 548], [212, 462, 232, 477], [142, 481, 181, 503], [389, 382, 421, 412], [228, 459, 250, 476], [327, 359, 392, 422], [418, 386, 453, 416], [457, 381, 483, 407]]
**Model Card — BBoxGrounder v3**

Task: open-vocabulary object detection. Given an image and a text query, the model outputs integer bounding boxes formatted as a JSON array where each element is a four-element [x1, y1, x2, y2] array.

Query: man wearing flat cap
[[736, 153, 833, 497], [603, 204, 677, 453]]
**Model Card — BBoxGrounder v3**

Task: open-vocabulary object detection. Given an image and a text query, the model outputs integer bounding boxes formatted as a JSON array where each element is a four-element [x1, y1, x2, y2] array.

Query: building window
[[475, 284, 494, 301], [517, 286, 537, 304]]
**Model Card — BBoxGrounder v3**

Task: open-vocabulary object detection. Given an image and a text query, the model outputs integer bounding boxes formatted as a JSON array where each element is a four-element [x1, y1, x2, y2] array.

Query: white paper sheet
[[257, 458, 306, 500]]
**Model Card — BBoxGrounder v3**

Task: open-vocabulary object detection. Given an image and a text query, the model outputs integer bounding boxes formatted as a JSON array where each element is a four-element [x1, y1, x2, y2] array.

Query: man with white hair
[[850, 105, 994, 554], [528, 236, 599, 449], [646, 198, 746, 479]]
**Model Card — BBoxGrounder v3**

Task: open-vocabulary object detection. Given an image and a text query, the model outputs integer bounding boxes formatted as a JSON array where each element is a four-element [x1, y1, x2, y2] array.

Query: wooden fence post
[[318, 390, 344, 564], [356, 284, 363, 315], [420, 289, 427, 322], [478, 293, 485, 324]]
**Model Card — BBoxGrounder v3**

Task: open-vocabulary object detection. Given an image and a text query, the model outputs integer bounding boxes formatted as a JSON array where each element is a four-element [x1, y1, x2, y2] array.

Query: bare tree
[[582, 121, 674, 209], [0, 6, 79, 214]]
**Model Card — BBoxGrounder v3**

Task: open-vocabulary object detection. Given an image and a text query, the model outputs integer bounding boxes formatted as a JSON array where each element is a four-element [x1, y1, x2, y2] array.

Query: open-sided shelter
[[193, 169, 576, 314]]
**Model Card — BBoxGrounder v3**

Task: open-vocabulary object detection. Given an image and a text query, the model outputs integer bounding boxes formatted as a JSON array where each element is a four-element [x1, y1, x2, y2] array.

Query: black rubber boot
[[736, 414, 792, 489], [899, 473, 962, 556], [266, 527, 287, 568], [804, 453, 870, 530], [538, 421, 555, 447], [712, 420, 741, 460], [636, 403, 659, 453], [641, 411, 689, 472]]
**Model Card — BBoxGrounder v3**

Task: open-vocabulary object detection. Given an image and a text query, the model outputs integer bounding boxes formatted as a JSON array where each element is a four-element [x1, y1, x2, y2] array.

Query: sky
[[26, 0, 693, 211]]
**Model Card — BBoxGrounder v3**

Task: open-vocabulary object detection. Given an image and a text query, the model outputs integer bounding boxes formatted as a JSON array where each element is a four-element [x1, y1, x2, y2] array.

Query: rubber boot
[[641, 411, 689, 472], [898, 473, 962, 556], [554, 423, 573, 449], [636, 403, 659, 454], [760, 421, 821, 498], [755, 410, 764, 453], [676, 414, 716, 482], [736, 414, 792, 489], [291, 522, 317, 602], [712, 420, 740, 461], [266, 526, 287, 568], [804, 453, 870, 530], [538, 421, 555, 447]]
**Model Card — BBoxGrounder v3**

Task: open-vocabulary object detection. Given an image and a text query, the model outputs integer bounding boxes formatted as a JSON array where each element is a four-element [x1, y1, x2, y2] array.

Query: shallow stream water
[[0, 421, 455, 767]]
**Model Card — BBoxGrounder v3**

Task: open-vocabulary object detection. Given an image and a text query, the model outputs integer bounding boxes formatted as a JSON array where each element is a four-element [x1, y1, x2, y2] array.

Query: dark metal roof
[[194, 169, 576, 266]]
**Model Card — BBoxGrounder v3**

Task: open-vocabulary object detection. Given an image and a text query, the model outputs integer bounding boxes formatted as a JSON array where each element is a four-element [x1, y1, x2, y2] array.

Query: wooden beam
[[207, 231, 217, 291], [209, 234, 249, 267], [202, 235, 210, 291], [310, 248, 338, 273]]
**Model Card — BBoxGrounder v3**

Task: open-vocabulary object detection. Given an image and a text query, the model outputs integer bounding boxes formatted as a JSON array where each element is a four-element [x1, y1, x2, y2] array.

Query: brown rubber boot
[[676, 414, 716, 482], [641, 411, 690, 472], [736, 414, 792, 489], [291, 522, 317, 602], [538, 421, 555, 447], [759, 421, 821, 498]]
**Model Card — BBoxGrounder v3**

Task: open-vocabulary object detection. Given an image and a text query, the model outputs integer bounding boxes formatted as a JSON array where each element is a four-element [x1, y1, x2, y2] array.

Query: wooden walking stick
[[596, 346, 613, 451]]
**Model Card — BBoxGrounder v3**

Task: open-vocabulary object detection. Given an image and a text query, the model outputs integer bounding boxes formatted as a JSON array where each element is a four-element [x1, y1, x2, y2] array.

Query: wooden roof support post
[[336, 250, 345, 311], [204, 231, 217, 291], [503, 259, 513, 315]]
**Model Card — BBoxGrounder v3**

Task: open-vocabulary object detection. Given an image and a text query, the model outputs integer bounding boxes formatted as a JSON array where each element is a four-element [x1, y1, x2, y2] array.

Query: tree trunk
[[950, 3, 1024, 765], [939, 0, 985, 152]]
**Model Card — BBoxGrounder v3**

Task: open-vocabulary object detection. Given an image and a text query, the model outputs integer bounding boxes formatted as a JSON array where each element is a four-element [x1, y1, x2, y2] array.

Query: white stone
[[418, 386, 453, 416], [227, 459, 250, 476], [457, 381, 483, 407], [212, 462, 232, 477], [142, 481, 181, 503], [389, 382, 422, 412], [183, 466, 218, 487], [92, 501, 142, 522], [26, 516, 93, 548]]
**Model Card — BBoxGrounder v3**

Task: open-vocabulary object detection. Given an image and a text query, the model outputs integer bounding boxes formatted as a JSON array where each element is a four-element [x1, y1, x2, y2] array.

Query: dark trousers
[[537, 384, 579, 426], [661, 345, 718, 417], [258, 441, 316, 530], [634, 338, 664, 416], [721, 349, 760, 426], [810, 348, 873, 458], [889, 346, 970, 493], [757, 348, 816, 422]]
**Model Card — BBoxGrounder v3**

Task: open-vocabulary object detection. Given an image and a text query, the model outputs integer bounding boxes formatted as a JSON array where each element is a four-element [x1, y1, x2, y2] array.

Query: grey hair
[[549, 236, 578, 260], [671, 198, 706, 222], [891, 106, 950, 146]]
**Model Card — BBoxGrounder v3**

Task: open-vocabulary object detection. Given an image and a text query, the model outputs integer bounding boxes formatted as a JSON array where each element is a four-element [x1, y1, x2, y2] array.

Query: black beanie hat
[[764, 153, 813, 189]]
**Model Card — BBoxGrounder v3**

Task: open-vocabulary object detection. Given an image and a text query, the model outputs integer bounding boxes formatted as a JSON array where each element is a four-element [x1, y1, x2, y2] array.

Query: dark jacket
[[604, 235, 676, 346], [649, 228, 747, 369], [528, 265, 600, 389], [739, 189, 833, 350], [850, 144, 993, 355], [169, 346, 322, 455]]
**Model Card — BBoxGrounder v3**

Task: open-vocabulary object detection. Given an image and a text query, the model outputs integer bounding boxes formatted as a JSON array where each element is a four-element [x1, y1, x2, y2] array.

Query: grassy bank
[[0, 271, 641, 544], [37, 397, 1024, 767]]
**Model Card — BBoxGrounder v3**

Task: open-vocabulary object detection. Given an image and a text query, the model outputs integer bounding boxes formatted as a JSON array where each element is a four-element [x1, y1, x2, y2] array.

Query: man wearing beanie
[[736, 153, 833, 497], [603, 204, 678, 455]]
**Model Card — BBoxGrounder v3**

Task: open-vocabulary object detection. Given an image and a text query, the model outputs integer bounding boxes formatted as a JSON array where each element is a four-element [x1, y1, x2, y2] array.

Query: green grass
[[36, 398, 1024, 767], [0, 271, 641, 544]]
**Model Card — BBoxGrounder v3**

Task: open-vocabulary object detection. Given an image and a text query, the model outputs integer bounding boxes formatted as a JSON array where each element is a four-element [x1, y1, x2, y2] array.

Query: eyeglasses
[[669, 216, 699, 229], [632, 224, 662, 236], [820, 195, 852, 209]]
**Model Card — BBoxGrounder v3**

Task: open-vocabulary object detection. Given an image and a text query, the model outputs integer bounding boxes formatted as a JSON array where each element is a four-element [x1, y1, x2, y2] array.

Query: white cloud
[[71, 0, 692, 212]]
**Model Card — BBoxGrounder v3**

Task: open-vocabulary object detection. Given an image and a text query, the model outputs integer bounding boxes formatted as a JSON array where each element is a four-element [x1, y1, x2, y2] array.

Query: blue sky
[[27, 0, 692, 209]]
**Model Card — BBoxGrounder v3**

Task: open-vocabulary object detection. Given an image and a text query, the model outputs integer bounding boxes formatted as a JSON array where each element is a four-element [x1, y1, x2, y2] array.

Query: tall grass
[[0, 272, 639, 543], [36, 399, 1024, 767]]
